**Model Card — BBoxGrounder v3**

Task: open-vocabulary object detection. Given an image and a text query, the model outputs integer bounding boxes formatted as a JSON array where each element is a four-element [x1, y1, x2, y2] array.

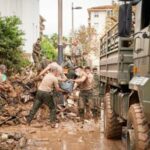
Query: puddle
[[0, 119, 125, 150]]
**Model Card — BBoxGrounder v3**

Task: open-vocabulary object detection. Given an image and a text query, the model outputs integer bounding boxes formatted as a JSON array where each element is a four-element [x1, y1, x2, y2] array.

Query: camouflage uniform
[[92, 73, 100, 118], [77, 71, 94, 121], [79, 89, 93, 119], [62, 58, 75, 79], [32, 39, 42, 68]]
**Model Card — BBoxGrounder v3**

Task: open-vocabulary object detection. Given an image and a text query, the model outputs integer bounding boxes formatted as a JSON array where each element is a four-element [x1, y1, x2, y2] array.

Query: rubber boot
[[79, 109, 84, 124], [50, 109, 56, 123], [92, 109, 98, 123]]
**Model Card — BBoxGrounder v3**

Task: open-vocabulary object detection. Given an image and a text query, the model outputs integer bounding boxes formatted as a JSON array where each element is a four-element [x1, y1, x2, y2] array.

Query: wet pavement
[[0, 118, 125, 150]]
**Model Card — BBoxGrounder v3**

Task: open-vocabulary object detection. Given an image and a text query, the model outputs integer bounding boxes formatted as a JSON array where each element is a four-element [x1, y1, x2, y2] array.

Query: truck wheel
[[104, 93, 122, 139], [127, 104, 150, 150]]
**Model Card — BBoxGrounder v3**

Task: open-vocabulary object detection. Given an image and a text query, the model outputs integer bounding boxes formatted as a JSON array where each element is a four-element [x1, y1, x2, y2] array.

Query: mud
[[0, 118, 125, 150]]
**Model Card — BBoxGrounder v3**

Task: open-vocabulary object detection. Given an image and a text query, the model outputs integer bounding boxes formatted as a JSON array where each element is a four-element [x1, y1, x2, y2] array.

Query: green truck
[[99, 0, 150, 149]]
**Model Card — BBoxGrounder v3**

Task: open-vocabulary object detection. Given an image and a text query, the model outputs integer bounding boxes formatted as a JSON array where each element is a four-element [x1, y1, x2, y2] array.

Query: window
[[141, 0, 150, 29], [107, 10, 112, 16], [94, 23, 99, 29], [94, 13, 99, 18], [94, 23, 99, 25]]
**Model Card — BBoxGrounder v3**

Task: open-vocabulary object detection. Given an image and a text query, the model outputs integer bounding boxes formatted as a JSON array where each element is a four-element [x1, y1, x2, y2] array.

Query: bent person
[[26, 65, 65, 127]]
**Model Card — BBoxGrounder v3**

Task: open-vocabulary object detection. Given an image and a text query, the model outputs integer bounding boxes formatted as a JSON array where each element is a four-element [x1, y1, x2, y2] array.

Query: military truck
[[100, 0, 150, 149]]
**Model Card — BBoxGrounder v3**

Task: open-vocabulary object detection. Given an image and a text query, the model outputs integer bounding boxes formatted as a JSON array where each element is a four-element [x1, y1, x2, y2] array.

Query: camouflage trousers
[[78, 90, 95, 119], [92, 94, 101, 116], [27, 90, 56, 123], [78, 90, 93, 109]]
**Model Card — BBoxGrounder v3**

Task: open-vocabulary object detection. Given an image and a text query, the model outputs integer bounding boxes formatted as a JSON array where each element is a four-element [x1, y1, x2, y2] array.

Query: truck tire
[[104, 93, 122, 139], [127, 104, 150, 150]]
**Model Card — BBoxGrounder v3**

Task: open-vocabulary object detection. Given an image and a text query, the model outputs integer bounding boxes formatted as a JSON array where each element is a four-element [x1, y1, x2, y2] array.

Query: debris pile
[[0, 68, 38, 126], [0, 67, 37, 105], [56, 91, 80, 122], [0, 70, 81, 126], [0, 132, 27, 150]]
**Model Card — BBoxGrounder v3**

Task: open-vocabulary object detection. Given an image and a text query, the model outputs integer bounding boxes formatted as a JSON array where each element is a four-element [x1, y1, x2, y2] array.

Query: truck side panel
[[100, 25, 133, 87]]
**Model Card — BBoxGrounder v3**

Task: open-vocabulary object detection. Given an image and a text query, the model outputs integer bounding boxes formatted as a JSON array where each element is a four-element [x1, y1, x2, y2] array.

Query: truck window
[[141, 0, 150, 29]]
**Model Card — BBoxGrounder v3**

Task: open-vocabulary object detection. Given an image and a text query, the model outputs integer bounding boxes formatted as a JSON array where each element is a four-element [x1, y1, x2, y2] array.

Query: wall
[[0, 0, 40, 54], [91, 11, 106, 34], [90, 11, 107, 36]]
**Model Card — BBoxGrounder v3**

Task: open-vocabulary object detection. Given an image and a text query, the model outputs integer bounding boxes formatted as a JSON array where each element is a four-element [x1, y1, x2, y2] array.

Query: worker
[[0, 65, 7, 90], [26, 64, 65, 128], [62, 56, 75, 79], [85, 66, 99, 121], [32, 38, 42, 68], [92, 67, 100, 122], [72, 66, 93, 123]]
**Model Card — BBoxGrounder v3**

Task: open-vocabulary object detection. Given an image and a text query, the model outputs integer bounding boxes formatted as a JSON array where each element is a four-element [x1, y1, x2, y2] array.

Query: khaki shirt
[[79, 72, 93, 91], [38, 73, 59, 92]]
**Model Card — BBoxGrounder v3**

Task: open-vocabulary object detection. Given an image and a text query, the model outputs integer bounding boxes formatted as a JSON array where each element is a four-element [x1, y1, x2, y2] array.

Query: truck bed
[[100, 24, 133, 87]]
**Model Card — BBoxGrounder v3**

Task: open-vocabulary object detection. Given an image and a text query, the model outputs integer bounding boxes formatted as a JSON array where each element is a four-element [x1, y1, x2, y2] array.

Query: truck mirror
[[118, 3, 132, 37]]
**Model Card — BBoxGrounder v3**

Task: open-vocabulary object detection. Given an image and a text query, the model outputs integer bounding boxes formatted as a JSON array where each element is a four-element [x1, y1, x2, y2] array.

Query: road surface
[[0, 118, 125, 150]]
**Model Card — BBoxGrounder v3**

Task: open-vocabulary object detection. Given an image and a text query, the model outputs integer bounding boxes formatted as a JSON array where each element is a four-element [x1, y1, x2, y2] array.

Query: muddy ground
[[0, 116, 125, 150]]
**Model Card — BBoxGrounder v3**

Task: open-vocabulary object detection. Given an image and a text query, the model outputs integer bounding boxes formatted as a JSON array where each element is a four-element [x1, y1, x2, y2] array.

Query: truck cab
[[130, 0, 150, 123], [100, 0, 150, 149]]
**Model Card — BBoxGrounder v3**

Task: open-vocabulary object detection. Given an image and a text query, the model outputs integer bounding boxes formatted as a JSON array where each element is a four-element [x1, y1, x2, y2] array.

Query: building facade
[[0, 0, 40, 54], [88, 5, 113, 36]]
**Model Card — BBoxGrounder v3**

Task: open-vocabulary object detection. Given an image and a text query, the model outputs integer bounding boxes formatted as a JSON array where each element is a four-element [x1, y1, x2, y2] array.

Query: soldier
[[26, 65, 65, 128], [32, 38, 41, 68], [85, 66, 99, 121], [73, 66, 93, 123], [92, 67, 100, 122], [62, 56, 75, 79]]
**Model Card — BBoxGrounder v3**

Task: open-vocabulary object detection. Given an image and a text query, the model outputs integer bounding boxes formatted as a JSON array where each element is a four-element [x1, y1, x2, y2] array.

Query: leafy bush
[[41, 36, 57, 61], [0, 16, 29, 73]]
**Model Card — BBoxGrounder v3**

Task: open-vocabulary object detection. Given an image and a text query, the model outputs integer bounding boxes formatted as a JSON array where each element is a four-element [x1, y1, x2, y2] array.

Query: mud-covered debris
[[19, 136, 27, 148], [29, 130, 36, 134], [67, 112, 77, 117], [31, 123, 43, 128], [14, 133, 23, 141], [0, 68, 38, 127], [0, 132, 27, 149], [0, 67, 81, 127], [78, 136, 84, 143], [67, 99, 75, 107], [1, 133, 9, 141], [6, 138, 15, 144]]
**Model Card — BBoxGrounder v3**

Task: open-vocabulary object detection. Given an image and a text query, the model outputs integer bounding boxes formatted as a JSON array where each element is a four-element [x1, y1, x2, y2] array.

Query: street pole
[[58, 0, 63, 65], [72, 2, 74, 36], [71, 2, 74, 60]]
